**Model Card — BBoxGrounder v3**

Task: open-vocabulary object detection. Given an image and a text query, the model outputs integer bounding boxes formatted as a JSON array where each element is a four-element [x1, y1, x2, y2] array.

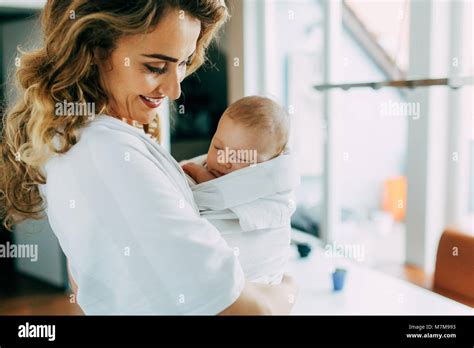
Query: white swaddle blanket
[[182, 153, 301, 284]]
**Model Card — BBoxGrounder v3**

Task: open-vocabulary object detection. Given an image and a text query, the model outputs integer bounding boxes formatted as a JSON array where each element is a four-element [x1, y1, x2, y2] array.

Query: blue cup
[[332, 268, 347, 291]]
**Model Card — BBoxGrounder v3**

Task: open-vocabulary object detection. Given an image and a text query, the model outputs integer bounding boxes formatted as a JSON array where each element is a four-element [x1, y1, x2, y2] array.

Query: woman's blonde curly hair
[[0, 0, 229, 230]]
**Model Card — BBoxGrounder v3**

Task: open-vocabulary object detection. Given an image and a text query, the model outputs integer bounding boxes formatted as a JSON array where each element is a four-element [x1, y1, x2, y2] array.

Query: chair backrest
[[433, 228, 474, 305]]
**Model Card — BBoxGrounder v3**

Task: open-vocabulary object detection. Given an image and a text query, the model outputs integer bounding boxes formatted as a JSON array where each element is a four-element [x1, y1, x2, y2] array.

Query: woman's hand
[[219, 274, 298, 315], [265, 274, 298, 314]]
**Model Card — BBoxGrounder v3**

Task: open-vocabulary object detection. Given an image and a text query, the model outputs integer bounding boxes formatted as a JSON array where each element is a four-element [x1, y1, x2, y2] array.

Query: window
[[240, 0, 472, 269], [254, 0, 410, 265]]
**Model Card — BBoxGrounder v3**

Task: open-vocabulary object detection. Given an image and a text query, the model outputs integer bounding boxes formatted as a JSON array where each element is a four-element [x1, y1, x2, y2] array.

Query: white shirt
[[182, 154, 300, 284], [39, 115, 245, 315]]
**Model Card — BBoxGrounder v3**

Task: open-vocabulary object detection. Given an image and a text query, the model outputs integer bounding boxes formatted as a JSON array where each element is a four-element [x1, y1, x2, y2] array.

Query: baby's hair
[[224, 96, 290, 157]]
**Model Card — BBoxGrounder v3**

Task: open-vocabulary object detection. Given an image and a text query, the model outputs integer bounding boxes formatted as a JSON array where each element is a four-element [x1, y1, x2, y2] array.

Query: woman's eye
[[144, 64, 167, 75]]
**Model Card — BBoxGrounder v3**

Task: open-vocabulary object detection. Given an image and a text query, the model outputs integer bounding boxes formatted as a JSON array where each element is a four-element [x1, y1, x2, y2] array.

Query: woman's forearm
[[219, 275, 297, 315], [68, 256, 296, 315]]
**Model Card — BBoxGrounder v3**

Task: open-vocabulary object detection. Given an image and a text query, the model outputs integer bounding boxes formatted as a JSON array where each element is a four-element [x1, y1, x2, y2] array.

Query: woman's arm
[[67, 261, 78, 295], [68, 272, 297, 315], [219, 275, 297, 315]]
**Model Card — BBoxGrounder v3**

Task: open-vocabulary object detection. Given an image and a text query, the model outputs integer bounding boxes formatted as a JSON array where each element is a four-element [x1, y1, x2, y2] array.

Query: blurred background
[[0, 0, 472, 314]]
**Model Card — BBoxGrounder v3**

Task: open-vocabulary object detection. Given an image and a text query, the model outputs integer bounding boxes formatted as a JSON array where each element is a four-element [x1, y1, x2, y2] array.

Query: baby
[[180, 96, 298, 284], [182, 96, 289, 184]]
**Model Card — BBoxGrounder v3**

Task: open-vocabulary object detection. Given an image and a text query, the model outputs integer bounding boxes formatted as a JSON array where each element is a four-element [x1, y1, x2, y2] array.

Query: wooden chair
[[433, 228, 474, 307]]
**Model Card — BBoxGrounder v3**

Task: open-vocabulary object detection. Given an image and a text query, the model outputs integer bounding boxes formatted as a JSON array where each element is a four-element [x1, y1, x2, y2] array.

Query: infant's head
[[206, 96, 290, 178]]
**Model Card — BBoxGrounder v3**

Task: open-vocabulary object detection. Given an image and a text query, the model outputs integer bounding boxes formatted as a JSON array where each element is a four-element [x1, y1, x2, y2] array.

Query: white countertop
[[287, 230, 473, 315]]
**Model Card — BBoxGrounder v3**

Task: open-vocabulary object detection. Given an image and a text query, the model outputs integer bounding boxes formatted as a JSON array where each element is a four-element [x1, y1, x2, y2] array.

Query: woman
[[0, 0, 297, 314]]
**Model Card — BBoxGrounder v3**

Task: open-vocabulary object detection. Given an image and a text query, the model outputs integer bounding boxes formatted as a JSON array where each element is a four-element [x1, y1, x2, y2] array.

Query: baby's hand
[[182, 163, 217, 184]]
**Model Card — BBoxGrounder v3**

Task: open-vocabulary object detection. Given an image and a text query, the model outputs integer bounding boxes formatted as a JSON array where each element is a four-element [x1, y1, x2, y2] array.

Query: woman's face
[[98, 9, 201, 124]]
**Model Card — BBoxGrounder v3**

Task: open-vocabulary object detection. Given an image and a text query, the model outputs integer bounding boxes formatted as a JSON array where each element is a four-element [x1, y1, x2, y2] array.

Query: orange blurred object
[[382, 176, 407, 222]]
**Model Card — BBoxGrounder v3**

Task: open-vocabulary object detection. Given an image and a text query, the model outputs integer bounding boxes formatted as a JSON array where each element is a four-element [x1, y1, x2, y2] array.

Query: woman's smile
[[139, 95, 164, 109]]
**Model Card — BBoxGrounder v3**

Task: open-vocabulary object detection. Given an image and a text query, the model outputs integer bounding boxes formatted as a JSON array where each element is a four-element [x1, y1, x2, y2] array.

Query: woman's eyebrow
[[141, 53, 178, 62], [141, 51, 196, 63]]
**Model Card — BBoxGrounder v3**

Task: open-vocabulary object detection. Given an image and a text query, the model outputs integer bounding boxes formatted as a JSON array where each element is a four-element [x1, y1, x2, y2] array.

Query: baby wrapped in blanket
[[182, 96, 300, 284]]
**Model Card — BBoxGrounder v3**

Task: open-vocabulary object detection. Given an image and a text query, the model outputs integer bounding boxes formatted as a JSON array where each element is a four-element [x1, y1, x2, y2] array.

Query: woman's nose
[[159, 70, 182, 100]]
